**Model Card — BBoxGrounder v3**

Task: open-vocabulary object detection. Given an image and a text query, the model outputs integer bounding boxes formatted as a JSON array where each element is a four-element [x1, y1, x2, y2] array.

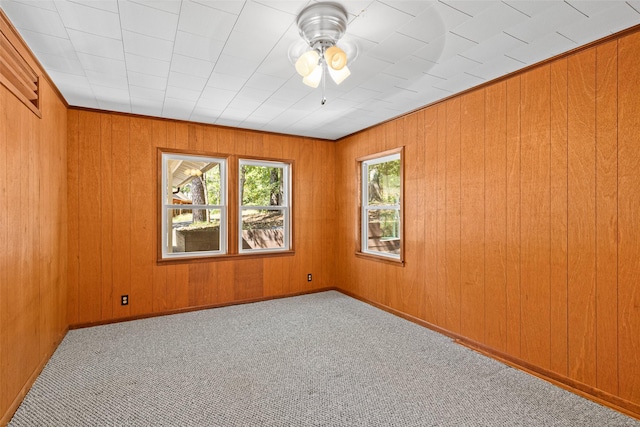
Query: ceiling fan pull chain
[[321, 59, 327, 105]]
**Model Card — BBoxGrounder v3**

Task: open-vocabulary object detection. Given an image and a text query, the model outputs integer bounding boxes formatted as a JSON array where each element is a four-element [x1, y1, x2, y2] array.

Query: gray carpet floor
[[9, 291, 640, 426]]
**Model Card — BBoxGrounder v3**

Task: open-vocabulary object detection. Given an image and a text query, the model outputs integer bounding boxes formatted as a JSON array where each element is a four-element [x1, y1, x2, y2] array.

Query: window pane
[[167, 208, 222, 254], [241, 209, 285, 250], [167, 160, 222, 206], [240, 164, 285, 206], [367, 159, 400, 206], [366, 209, 400, 255]]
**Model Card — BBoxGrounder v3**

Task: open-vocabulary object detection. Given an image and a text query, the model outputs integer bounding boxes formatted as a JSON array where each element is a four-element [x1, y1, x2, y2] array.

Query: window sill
[[157, 250, 295, 265], [355, 251, 405, 266]]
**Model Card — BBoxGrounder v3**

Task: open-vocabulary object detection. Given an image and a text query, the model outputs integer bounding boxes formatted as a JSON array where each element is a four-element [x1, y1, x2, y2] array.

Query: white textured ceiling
[[2, 0, 640, 140]]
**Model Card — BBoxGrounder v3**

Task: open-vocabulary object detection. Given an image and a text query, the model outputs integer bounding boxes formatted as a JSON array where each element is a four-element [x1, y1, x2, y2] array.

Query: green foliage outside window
[[241, 165, 284, 206], [367, 159, 400, 205]]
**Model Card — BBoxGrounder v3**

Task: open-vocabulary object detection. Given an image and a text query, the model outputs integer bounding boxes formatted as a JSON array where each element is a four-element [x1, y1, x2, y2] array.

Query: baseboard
[[70, 287, 339, 330], [335, 288, 640, 421], [1, 327, 69, 427]]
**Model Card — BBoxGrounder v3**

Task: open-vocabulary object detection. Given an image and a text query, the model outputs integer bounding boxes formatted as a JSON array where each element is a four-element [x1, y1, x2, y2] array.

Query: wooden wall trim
[[338, 289, 640, 421]]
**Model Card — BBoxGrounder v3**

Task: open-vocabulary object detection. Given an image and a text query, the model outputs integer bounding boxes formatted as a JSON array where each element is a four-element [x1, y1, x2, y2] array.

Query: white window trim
[[239, 159, 291, 254], [361, 152, 401, 260], [161, 152, 227, 259]]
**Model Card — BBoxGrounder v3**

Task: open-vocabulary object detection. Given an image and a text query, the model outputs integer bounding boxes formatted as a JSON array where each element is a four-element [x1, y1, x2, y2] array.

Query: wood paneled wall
[[0, 75, 68, 423], [66, 110, 336, 326], [335, 31, 640, 413]]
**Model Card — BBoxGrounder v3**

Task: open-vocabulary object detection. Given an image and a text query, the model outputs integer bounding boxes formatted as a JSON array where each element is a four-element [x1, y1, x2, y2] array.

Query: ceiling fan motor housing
[[296, 2, 348, 47]]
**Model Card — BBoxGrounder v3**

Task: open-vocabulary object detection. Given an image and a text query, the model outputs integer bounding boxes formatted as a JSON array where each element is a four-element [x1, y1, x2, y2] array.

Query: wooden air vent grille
[[0, 25, 40, 116]]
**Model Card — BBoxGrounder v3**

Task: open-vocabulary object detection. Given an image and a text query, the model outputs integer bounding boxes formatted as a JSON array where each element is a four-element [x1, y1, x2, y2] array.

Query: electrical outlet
[[307, 273, 312, 282], [121, 295, 128, 306]]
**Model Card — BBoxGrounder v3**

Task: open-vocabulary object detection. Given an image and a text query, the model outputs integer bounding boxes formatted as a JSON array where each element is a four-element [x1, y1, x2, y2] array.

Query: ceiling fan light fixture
[[293, 2, 354, 103], [303, 65, 323, 88], [325, 46, 347, 70], [295, 49, 320, 77], [328, 64, 350, 85]]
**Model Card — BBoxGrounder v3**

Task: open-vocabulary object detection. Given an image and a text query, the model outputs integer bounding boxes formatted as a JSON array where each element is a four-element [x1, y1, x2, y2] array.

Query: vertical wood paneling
[[618, 31, 640, 404], [505, 76, 522, 357], [422, 107, 438, 324], [460, 90, 485, 343], [333, 140, 346, 291], [567, 48, 597, 386], [77, 111, 101, 323], [38, 99, 51, 356], [484, 81, 507, 351], [281, 136, 300, 295], [26, 101, 39, 375], [445, 99, 461, 333], [435, 104, 447, 327], [66, 110, 79, 325], [100, 114, 113, 320], [152, 121, 168, 313], [38, 83, 67, 362], [234, 259, 263, 301], [401, 114, 421, 318], [595, 40, 619, 395], [204, 262, 219, 306], [129, 118, 153, 315], [320, 142, 335, 290], [110, 115, 131, 318], [550, 58, 569, 377], [1, 76, 67, 423], [0, 80, 6, 414], [308, 138, 320, 291], [217, 260, 235, 303], [38, 94, 53, 355], [520, 65, 551, 369], [396, 115, 416, 315], [188, 263, 207, 306], [4, 94, 24, 410]]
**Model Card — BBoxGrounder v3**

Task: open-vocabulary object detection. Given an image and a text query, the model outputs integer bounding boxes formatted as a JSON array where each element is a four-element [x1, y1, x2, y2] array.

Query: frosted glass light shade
[[295, 50, 319, 77], [303, 65, 323, 88], [325, 46, 347, 70], [328, 64, 350, 85]]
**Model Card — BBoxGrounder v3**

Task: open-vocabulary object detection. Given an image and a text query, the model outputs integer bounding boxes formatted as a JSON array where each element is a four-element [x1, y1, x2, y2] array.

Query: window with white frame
[[239, 159, 290, 253], [361, 151, 402, 260], [161, 152, 227, 259]]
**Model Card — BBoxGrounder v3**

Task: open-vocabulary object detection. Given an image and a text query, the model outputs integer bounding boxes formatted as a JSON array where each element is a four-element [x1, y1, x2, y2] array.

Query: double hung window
[[161, 152, 227, 259], [360, 151, 402, 261], [239, 159, 290, 253]]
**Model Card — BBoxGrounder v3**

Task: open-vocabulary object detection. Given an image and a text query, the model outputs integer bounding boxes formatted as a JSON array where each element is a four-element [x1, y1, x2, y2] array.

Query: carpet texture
[[9, 291, 640, 426]]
